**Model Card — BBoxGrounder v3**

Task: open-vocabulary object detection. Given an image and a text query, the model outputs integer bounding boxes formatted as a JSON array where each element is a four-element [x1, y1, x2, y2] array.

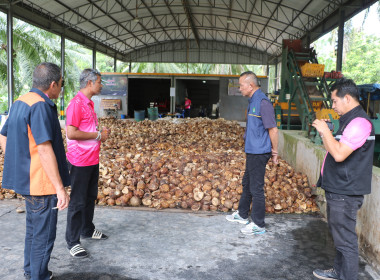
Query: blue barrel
[[147, 107, 159, 121], [134, 110, 145, 122]]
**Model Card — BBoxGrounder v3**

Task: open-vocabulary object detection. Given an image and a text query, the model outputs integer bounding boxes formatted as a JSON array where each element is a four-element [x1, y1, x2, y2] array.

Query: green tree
[[0, 13, 93, 113], [343, 31, 380, 84], [97, 52, 114, 73]]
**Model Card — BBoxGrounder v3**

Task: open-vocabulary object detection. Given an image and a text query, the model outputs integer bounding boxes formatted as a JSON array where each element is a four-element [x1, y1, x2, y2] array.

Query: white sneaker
[[225, 210, 249, 224], [240, 222, 266, 235]]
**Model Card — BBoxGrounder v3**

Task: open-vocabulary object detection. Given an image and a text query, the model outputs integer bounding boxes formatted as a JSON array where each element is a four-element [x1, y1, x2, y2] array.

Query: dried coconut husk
[[20, 119, 319, 215], [129, 196, 141, 206]]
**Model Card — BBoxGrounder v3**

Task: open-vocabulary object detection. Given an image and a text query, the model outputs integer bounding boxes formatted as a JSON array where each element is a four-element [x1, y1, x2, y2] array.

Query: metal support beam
[[274, 58, 278, 91], [170, 77, 175, 114], [301, 0, 377, 50], [93, 47, 96, 69], [182, 0, 200, 47], [336, 8, 344, 72], [60, 35, 65, 120], [306, 33, 311, 48], [7, 3, 14, 110]]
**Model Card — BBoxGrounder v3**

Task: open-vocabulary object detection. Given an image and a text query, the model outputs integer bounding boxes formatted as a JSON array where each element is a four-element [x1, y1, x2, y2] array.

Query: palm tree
[[0, 13, 92, 112]]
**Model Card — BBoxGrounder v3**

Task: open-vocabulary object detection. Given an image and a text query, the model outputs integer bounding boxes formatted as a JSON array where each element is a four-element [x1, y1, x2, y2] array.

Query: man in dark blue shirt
[[226, 71, 278, 235]]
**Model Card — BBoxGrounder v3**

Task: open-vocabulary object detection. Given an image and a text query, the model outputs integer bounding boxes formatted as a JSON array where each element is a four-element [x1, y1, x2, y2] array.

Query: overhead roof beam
[[264, 0, 318, 21], [55, 0, 134, 51], [114, 0, 160, 46], [238, 0, 257, 45], [0, 1, 126, 60], [300, 0, 377, 45], [253, 0, 283, 49], [93, 0, 147, 49], [124, 39, 276, 64], [265, 0, 313, 53], [164, 0, 187, 40], [182, 0, 200, 47], [141, 0, 173, 41]]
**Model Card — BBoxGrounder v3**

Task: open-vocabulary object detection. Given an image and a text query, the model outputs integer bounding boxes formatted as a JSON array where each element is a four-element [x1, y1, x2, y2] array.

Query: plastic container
[[147, 107, 159, 121], [282, 39, 302, 52], [301, 63, 325, 77], [134, 110, 145, 122]]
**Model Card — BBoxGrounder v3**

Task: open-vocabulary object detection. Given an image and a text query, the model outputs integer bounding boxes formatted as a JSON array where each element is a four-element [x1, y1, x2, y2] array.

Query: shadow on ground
[[54, 273, 137, 280]]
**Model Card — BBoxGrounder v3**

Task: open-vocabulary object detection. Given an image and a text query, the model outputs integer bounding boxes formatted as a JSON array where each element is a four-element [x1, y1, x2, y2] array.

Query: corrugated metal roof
[[1, 0, 376, 64]]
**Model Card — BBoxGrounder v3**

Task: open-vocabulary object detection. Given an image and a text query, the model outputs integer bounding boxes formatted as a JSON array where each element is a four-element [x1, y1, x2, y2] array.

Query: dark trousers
[[325, 191, 364, 280], [66, 164, 99, 248], [238, 153, 271, 228], [24, 195, 58, 280]]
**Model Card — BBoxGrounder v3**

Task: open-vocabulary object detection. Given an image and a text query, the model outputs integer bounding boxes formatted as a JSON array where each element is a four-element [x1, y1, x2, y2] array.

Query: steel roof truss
[[266, 0, 313, 53], [164, 0, 187, 40], [253, 0, 283, 47], [114, 0, 157, 46], [141, 0, 173, 41], [182, 0, 200, 47], [54, 0, 132, 50], [238, 0, 256, 45]]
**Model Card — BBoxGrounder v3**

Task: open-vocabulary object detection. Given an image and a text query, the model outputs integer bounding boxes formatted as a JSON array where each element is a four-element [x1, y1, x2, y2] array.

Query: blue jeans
[[24, 195, 58, 280], [326, 191, 364, 280]]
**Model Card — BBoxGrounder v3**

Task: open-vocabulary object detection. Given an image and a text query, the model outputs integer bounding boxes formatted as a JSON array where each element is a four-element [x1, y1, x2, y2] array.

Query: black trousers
[[326, 191, 364, 280], [66, 163, 99, 248], [238, 153, 271, 228]]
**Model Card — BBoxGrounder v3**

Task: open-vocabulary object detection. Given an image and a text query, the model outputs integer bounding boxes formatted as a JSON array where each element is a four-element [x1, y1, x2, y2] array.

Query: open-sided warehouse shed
[[0, 0, 379, 278]]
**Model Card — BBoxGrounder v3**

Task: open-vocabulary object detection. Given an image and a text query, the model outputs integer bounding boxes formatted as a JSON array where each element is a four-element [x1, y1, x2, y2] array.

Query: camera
[[326, 121, 334, 131]]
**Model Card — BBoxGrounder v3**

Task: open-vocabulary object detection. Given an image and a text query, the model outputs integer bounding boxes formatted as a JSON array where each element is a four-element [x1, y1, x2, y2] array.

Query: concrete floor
[[0, 199, 378, 280]]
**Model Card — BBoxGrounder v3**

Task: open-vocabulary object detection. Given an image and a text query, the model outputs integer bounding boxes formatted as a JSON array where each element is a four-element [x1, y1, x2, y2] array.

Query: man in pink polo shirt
[[312, 79, 374, 280], [184, 97, 191, 118], [65, 69, 110, 258]]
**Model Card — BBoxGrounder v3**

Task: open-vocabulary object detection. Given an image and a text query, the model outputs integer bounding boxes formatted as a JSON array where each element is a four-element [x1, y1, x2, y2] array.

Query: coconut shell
[[193, 191, 204, 202], [211, 197, 219, 207], [183, 185, 193, 194], [191, 203, 201, 211], [129, 196, 141, 206], [223, 199, 233, 209]]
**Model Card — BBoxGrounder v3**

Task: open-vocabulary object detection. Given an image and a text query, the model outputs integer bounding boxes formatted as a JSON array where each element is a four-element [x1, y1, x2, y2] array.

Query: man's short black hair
[[331, 78, 359, 101], [32, 62, 61, 91]]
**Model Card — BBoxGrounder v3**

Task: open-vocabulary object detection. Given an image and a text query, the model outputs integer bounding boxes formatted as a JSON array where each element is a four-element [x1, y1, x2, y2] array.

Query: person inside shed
[[184, 96, 191, 118], [226, 71, 278, 235], [65, 69, 111, 258], [0, 62, 70, 280]]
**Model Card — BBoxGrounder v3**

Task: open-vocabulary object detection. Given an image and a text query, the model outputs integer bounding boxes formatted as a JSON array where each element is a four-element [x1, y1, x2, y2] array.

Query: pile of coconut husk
[[0, 117, 319, 214]]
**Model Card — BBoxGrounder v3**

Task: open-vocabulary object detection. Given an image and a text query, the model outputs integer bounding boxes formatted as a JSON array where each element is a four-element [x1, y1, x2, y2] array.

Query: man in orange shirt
[[0, 62, 70, 280]]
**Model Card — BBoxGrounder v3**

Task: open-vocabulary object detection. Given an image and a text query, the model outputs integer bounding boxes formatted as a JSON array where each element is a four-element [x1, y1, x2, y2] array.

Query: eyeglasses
[[82, 69, 101, 80]]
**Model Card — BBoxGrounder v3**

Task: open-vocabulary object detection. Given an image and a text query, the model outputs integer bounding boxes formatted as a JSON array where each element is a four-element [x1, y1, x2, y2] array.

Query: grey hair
[[240, 71, 259, 87], [32, 62, 61, 91], [80, 69, 101, 89]]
